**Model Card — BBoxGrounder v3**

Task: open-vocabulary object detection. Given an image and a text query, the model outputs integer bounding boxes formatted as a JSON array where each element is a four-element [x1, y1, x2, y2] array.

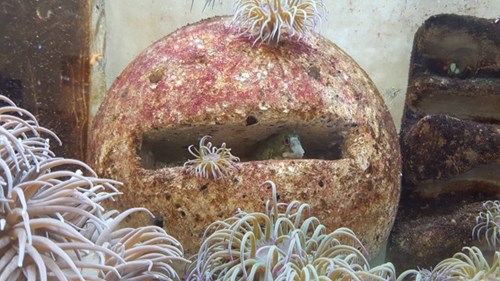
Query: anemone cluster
[[473, 200, 500, 250], [183, 135, 240, 180], [396, 247, 499, 281], [89, 208, 187, 280], [186, 180, 396, 280], [396, 201, 500, 281], [232, 0, 326, 44], [0, 95, 186, 280]]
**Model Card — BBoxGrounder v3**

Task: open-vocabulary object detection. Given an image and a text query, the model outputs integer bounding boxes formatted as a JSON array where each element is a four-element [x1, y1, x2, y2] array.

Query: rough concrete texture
[[391, 14, 500, 269], [402, 114, 500, 198], [88, 17, 401, 256], [388, 199, 483, 271], [400, 14, 500, 198], [99, 1, 500, 130]]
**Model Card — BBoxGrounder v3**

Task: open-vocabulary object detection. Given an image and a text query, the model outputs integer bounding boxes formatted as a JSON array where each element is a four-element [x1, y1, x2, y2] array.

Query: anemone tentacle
[[232, 0, 326, 44], [183, 135, 240, 180], [186, 180, 396, 280]]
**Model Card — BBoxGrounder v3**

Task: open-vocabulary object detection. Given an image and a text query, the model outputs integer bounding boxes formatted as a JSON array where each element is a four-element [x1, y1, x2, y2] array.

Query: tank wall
[[101, 0, 500, 129]]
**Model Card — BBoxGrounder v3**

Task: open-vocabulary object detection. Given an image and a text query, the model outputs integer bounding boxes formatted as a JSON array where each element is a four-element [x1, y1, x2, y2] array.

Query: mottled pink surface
[[89, 17, 401, 257]]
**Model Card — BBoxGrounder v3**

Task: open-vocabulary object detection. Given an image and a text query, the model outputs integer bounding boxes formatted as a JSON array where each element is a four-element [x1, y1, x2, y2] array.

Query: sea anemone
[[432, 247, 499, 280], [0, 95, 120, 279], [84, 207, 188, 280], [0, 95, 188, 280], [183, 135, 240, 180], [397, 247, 499, 281], [186, 180, 396, 280], [0, 157, 130, 280], [473, 200, 500, 250], [231, 0, 326, 44]]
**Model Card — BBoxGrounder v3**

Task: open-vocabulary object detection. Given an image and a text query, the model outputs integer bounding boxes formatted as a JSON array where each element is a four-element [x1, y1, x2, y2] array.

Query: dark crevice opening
[[416, 94, 500, 125], [415, 163, 500, 199], [139, 121, 350, 170], [416, 30, 500, 79]]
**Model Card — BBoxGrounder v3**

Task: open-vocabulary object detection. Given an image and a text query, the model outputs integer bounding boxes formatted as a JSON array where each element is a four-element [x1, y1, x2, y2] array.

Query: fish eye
[[284, 136, 290, 146]]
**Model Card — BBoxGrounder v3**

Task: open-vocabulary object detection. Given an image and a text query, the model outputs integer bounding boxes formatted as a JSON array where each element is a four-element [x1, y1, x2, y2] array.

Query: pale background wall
[[96, 0, 500, 129]]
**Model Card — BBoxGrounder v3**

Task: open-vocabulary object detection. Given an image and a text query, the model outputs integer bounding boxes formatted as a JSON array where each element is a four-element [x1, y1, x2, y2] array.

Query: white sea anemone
[[87, 208, 188, 280], [0, 95, 121, 279], [397, 247, 499, 281], [232, 0, 326, 44], [183, 135, 240, 180], [0, 95, 188, 280], [186, 180, 396, 280], [473, 200, 500, 250]]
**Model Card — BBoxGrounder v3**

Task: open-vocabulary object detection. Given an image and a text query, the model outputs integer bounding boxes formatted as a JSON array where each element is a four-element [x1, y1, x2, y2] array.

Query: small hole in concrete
[[148, 68, 164, 84], [199, 184, 208, 191], [164, 192, 171, 201], [120, 89, 128, 98], [318, 180, 324, 187], [179, 210, 186, 218], [153, 215, 164, 228], [246, 115, 258, 126], [301, 192, 308, 200], [308, 65, 321, 80], [194, 214, 202, 222]]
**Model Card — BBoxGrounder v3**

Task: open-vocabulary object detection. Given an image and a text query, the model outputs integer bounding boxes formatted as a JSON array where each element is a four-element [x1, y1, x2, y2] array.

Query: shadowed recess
[[139, 121, 350, 169], [417, 163, 500, 198], [415, 17, 500, 79], [416, 94, 500, 124]]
